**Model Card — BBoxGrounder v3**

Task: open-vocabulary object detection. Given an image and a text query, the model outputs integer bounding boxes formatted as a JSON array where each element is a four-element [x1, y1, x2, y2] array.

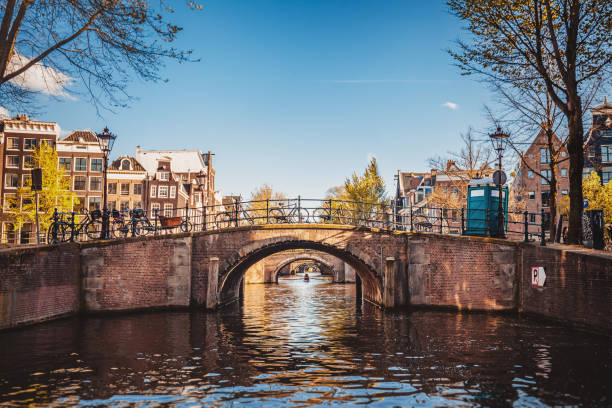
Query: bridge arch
[[272, 254, 336, 282], [217, 239, 383, 307]]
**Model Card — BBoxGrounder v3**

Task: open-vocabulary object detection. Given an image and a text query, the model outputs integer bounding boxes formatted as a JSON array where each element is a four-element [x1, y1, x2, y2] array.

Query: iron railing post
[[51, 209, 59, 242], [461, 207, 465, 235], [234, 198, 239, 227], [154, 209, 158, 235], [410, 202, 414, 232], [540, 208, 546, 246], [202, 205, 207, 231], [329, 198, 333, 223], [266, 199, 269, 224], [439, 208, 443, 234], [70, 212, 75, 242], [523, 211, 529, 242], [298, 196, 302, 223]]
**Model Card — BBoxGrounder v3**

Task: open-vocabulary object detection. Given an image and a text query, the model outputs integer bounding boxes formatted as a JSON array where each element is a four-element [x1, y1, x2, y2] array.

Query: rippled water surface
[[0, 276, 610, 407]]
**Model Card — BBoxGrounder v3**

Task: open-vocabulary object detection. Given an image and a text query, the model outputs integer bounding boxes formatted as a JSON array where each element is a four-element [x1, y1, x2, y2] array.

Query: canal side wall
[[520, 244, 612, 333], [406, 234, 519, 311], [0, 244, 80, 330]]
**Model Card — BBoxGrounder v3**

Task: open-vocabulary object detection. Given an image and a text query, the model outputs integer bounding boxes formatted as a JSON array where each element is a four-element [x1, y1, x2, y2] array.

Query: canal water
[[0, 276, 610, 407]]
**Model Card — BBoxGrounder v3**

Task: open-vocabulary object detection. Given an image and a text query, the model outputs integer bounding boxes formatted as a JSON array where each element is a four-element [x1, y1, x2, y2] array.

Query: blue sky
[[31, 0, 494, 198]]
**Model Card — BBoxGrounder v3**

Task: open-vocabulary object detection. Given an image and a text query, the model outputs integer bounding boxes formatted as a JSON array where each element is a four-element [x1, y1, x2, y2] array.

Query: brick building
[[0, 114, 59, 244], [584, 97, 612, 184], [511, 128, 570, 229], [56, 130, 104, 213], [107, 156, 147, 212]]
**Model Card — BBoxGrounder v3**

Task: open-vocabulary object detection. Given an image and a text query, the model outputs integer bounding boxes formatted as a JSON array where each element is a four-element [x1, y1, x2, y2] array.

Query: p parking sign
[[531, 267, 546, 287]]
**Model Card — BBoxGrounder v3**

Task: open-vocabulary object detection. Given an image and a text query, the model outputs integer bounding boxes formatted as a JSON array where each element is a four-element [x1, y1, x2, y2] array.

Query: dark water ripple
[[0, 276, 610, 407]]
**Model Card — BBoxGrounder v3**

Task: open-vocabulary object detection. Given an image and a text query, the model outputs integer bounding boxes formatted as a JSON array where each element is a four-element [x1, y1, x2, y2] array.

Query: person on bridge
[[304, 273, 309, 282]]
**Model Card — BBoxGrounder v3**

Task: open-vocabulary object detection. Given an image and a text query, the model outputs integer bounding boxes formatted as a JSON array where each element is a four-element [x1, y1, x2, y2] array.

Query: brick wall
[[407, 234, 519, 311], [520, 244, 612, 333], [80, 235, 191, 312], [0, 244, 80, 330]]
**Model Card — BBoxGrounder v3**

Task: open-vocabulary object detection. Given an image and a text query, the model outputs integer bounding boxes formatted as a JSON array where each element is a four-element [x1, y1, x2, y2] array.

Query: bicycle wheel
[[215, 212, 232, 229], [85, 220, 103, 240], [180, 220, 193, 232], [112, 220, 129, 239], [412, 215, 433, 232], [134, 220, 152, 236], [47, 222, 69, 244], [268, 208, 286, 224], [313, 208, 331, 223]]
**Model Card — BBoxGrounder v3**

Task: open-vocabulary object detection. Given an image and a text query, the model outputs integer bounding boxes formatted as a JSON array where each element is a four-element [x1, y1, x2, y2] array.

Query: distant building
[[107, 156, 147, 212], [584, 97, 612, 184], [0, 114, 59, 244], [56, 130, 104, 213]]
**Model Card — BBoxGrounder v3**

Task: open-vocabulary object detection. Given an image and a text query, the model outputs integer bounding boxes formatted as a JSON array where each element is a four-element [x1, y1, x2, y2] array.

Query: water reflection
[[0, 278, 610, 407]]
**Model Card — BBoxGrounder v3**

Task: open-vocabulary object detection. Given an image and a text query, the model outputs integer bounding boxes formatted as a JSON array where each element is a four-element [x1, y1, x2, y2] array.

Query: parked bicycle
[[47, 209, 104, 243]]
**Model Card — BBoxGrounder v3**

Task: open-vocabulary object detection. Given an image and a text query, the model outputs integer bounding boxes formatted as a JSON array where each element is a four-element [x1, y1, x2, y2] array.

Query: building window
[[562, 190, 568, 195], [75, 158, 87, 172], [541, 190, 550, 206], [529, 213, 536, 223], [133, 184, 142, 195], [170, 185, 176, 198], [3, 193, 17, 211], [583, 168, 594, 179], [602, 145, 612, 163], [158, 172, 169, 181], [150, 186, 157, 198], [158, 185, 168, 198], [194, 192, 202, 203], [59, 157, 72, 170], [23, 155, 34, 169], [5, 174, 19, 189], [73, 175, 86, 191], [108, 182, 117, 194], [528, 170, 534, 179], [561, 168, 567, 177], [133, 201, 142, 209], [90, 158, 103, 172], [120, 183, 130, 195], [540, 148, 550, 164], [22, 174, 31, 187], [88, 197, 101, 211], [121, 159, 131, 170], [120, 201, 130, 211], [6, 156, 19, 168], [561, 151, 566, 157], [602, 167, 612, 184], [541, 169, 551, 185], [7, 137, 19, 150], [74, 197, 85, 213], [163, 203, 173, 217], [108, 201, 116, 210], [20, 223, 33, 245], [2, 223, 17, 244], [24, 138, 37, 150], [527, 191, 535, 200], [89, 176, 102, 191], [151, 203, 160, 215]]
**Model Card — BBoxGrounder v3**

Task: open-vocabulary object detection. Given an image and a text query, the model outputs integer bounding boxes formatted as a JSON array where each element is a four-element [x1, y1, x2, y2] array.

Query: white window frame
[[23, 138, 37, 151], [22, 174, 31, 187], [151, 203, 161, 215], [7, 137, 20, 151], [150, 185, 157, 198], [169, 185, 176, 199], [58, 157, 72, 170], [5, 174, 19, 189], [120, 183, 130, 196], [163, 203, 173, 217], [561, 168, 567, 177], [89, 176, 103, 192], [158, 172, 169, 181], [90, 158, 103, 172], [3, 193, 17, 211], [73, 175, 87, 191], [23, 155, 34, 169], [6, 155, 19, 168], [133, 184, 142, 195], [158, 185, 168, 198], [88, 196, 102, 211], [74, 157, 88, 172]]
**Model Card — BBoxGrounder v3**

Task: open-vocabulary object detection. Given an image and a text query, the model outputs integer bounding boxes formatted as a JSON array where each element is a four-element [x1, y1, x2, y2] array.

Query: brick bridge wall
[[0, 225, 610, 333]]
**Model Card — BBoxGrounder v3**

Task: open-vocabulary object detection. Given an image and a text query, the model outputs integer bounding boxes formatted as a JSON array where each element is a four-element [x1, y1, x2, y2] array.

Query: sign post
[[31, 168, 43, 244]]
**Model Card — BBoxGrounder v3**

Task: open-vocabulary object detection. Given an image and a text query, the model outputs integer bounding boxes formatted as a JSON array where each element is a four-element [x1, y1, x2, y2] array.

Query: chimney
[[135, 145, 142, 156]]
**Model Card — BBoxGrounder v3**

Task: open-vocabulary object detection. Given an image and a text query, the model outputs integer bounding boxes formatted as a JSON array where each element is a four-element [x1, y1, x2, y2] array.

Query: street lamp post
[[489, 127, 509, 238], [96, 127, 116, 239]]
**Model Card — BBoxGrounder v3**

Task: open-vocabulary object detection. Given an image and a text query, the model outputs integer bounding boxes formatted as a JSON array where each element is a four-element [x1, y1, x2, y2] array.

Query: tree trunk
[[566, 105, 584, 244], [547, 131, 557, 240]]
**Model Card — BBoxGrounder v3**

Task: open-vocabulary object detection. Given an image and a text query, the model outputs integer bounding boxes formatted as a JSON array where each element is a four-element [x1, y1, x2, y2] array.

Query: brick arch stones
[[191, 225, 406, 308], [272, 254, 335, 281]]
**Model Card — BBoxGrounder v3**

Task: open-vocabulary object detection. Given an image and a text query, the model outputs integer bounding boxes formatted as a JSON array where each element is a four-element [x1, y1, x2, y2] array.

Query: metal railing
[[44, 197, 546, 245]]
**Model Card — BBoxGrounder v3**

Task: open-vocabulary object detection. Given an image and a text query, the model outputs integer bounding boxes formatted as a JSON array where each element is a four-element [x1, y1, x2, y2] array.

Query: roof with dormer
[[135, 148, 208, 176], [59, 130, 98, 143], [109, 156, 146, 172]]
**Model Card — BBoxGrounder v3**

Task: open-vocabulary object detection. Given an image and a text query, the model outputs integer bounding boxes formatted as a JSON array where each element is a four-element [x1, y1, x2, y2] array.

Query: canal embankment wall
[[0, 229, 610, 334]]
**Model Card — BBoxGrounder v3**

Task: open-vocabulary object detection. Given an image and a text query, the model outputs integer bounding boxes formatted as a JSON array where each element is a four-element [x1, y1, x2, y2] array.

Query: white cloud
[[6, 51, 74, 98], [443, 102, 459, 110], [0, 105, 9, 118]]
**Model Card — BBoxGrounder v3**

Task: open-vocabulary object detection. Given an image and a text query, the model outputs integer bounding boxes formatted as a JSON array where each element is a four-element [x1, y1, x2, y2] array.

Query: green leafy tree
[[6, 142, 76, 233], [447, 0, 612, 244], [583, 171, 612, 226], [247, 184, 286, 224]]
